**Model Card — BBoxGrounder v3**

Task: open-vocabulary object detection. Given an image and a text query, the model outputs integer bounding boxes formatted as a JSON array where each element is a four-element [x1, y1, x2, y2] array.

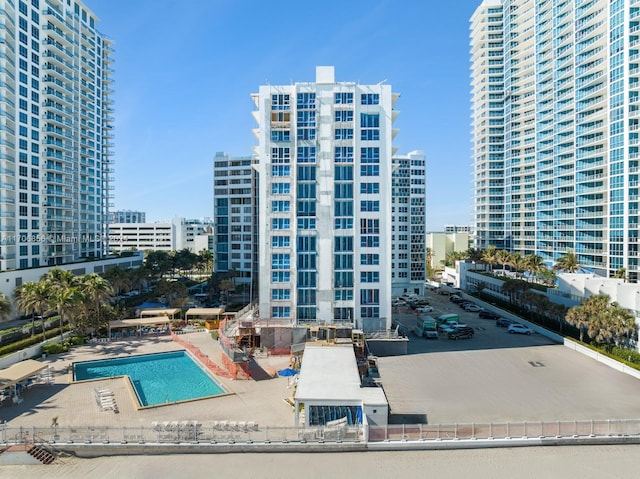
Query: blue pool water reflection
[[73, 350, 226, 406]]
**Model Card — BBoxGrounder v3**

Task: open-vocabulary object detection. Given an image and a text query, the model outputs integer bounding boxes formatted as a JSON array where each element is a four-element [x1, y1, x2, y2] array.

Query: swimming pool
[[73, 350, 227, 407]]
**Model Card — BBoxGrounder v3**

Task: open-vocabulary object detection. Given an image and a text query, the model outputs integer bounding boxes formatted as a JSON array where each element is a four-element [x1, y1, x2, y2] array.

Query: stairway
[[27, 445, 55, 464]]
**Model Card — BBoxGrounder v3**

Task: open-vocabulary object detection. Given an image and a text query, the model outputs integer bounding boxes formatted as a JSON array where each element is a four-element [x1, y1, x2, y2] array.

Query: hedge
[[0, 325, 71, 358]]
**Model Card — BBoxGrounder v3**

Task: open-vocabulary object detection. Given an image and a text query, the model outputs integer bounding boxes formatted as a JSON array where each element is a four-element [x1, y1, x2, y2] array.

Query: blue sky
[[87, 0, 481, 230]]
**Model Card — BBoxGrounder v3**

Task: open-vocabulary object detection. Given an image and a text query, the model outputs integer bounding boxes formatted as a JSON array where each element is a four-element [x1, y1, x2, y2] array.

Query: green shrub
[[68, 336, 86, 346], [210, 330, 219, 340], [42, 342, 67, 354], [611, 346, 640, 366], [0, 327, 68, 358]]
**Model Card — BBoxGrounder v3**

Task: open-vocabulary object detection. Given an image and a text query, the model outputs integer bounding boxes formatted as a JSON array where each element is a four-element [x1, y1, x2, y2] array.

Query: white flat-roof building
[[108, 217, 214, 253], [108, 210, 146, 224], [294, 346, 388, 427]]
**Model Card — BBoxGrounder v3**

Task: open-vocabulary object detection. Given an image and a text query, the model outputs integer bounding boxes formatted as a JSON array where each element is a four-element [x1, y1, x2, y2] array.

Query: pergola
[[139, 308, 180, 319], [108, 317, 171, 338], [0, 359, 48, 396], [184, 308, 233, 330]]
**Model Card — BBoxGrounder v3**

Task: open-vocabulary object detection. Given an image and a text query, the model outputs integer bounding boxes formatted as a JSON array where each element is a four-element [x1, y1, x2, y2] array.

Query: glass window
[[271, 165, 290, 176], [272, 306, 291, 318], [297, 146, 316, 163], [335, 128, 354, 140], [361, 254, 379, 265], [271, 289, 291, 300], [272, 271, 291, 282], [271, 253, 290, 269], [361, 93, 379, 105], [271, 183, 291, 194], [272, 218, 290, 230], [334, 92, 353, 104], [271, 200, 290, 212], [335, 147, 354, 162]]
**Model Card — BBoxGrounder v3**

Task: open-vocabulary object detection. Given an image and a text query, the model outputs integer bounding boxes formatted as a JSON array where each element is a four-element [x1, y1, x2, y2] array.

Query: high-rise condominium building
[[212, 152, 258, 287], [252, 66, 398, 332], [392, 150, 426, 296], [471, 0, 640, 281], [0, 0, 113, 269]]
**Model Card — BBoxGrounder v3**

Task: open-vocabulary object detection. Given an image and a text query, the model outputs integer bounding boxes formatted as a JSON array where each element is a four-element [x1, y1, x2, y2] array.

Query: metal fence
[[0, 422, 364, 446], [367, 419, 640, 442], [2, 419, 640, 448]]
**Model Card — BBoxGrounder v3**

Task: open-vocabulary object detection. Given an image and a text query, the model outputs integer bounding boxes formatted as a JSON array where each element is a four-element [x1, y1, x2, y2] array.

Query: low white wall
[[563, 339, 640, 380], [467, 294, 640, 381], [0, 334, 70, 369]]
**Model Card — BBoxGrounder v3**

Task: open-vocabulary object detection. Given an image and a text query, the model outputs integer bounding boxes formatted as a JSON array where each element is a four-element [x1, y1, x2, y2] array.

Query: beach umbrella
[[277, 368, 298, 377]]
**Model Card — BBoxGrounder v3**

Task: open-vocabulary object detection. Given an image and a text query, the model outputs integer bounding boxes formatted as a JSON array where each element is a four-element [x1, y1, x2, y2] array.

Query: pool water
[[73, 350, 226, 407]]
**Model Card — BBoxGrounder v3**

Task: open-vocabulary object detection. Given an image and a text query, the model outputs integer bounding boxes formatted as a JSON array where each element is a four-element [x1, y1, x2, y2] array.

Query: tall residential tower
[[252, 66, 398, 332], [392, 150, 426, 296], [0, 0, 113, 269], [212, 152, 259, 289], [471, 0, 640, 281]]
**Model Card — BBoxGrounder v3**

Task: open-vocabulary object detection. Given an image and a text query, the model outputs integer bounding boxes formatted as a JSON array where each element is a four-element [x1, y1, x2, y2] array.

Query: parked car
[[416, 305, 434, 313], [449, 295, 463, 303], [479, 311, 500, 320], [496, 318, 517, 328], [448, 326, 474, 340], [508, 323, 534, 335], [463, 304, 482, 312]]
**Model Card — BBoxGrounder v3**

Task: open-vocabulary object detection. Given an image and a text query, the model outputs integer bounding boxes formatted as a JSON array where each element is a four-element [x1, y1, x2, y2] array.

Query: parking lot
[[382, 289, 640, 424]]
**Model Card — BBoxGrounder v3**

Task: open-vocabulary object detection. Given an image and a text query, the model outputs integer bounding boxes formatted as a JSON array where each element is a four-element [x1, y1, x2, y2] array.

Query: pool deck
[[0, 332, 295, 429]]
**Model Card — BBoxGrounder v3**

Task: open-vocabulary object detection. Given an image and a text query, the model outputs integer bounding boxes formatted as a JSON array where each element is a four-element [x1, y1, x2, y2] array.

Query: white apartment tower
[[252, 66, 398, 332], [0, 0, 113, 269], [471, 0, 640, 281], [212, 152, 258, 287], [392, 150, 426, 296]]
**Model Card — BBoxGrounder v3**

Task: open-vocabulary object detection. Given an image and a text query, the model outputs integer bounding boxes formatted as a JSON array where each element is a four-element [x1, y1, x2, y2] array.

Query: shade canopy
[[0, 359, 48, 389], [109, 317, 171, 330], [139, 308, 180, 318], [278, 367, 298, 377]]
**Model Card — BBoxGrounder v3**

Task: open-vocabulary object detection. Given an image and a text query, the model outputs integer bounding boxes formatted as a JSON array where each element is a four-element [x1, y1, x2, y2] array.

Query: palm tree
[[495, 249, 510, 275], [102, 266, 131, 296], [565, 304, 590, 342], [554, 249, 581, 273], [524, 254, 546, 282], [547, 302, 568, 334], [613, 267, 627, 281], [501, 279, 521, 305], [15, 282, 44, 337], [42, 268, 78, 341], [80, 273, 114, 334], [466, 248, 484, 270], [49, 287, 81, 341], [0, 292, 12, 326], [198, 249, 214, 276], [507, 252, 523, 278], [587, 302, 636, 351], [482, 245, 498, 273]]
